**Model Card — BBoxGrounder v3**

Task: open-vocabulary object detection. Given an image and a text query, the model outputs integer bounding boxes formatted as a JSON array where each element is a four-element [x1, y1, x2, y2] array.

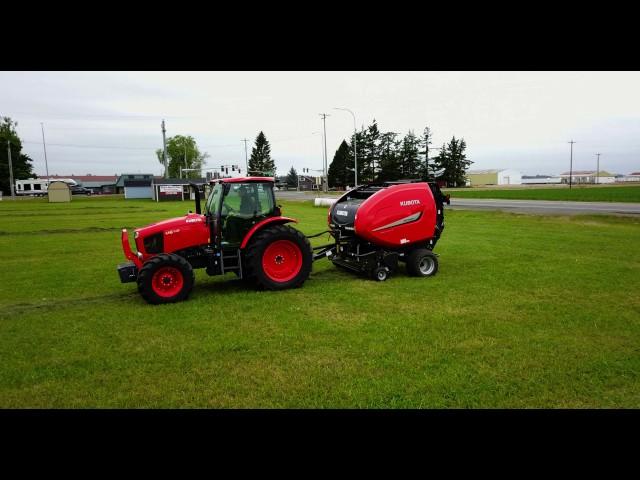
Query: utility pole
[[596, 153, 601, 185], [319, 113, 330, 192], [242, 138, 249, 176], [568, 140, 575, 190], [41, 123, 50, 185], [184, 144, 188, 179], [7, 140, 15, 200], [161, 120, 168, 179]]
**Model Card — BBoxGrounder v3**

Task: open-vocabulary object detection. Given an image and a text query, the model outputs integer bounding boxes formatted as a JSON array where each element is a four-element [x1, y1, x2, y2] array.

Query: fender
[[240, 216, 298, 249], [121, 229, 143, 268]]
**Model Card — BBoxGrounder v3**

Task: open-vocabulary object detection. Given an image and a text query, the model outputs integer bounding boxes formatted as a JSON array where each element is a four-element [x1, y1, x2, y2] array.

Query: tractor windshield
[[222, 183, 274, 218]]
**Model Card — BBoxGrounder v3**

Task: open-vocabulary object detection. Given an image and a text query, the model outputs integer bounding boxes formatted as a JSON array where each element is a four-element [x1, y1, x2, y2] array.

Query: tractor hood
[[133, 213, 210, 256], [134, 213, 207, 238]]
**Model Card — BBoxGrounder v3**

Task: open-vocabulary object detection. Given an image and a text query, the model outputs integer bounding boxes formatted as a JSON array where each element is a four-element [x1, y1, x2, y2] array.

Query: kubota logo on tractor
[[400, 199, 421, 206]]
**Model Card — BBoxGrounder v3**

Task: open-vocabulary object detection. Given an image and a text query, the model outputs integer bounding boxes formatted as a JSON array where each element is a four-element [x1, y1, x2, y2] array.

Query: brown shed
[[47, 181, 71, 203]]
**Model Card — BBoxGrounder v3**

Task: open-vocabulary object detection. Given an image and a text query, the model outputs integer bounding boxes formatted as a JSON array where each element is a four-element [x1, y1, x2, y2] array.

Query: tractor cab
[[205, 177, 280, 247]]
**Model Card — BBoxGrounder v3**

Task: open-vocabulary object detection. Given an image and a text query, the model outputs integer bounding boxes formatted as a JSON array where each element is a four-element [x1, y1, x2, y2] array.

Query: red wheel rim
[[262, 240, 303, 283], [151, 266, 184, 298]]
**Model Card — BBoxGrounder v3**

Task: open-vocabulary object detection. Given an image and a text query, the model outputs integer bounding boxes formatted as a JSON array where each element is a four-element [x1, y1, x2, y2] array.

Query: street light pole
[[40, 123, 50, 183], [161, 120, 168, 179], [596, 153, 601, 185], [242, 138, 249, 176], [319, 114, 330, 193], [334, 107, 357, 187], [568, 140, 576, 190]]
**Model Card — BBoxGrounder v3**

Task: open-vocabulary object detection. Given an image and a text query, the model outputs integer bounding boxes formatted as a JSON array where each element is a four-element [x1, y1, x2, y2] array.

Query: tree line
[[0, 117, 35, 195], [328, 120, 472, 188]]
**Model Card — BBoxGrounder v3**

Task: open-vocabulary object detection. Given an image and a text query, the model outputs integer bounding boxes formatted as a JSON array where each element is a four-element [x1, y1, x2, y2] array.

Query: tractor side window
[[256, 183, 274, 216]]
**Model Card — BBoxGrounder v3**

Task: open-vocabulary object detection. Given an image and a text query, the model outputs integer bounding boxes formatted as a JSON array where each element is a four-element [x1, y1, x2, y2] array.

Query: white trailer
[[15, 178, 77, 196]]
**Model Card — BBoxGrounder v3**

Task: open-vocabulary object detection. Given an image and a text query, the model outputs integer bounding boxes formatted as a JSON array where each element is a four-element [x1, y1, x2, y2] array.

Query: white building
[[521, 175, 562, 184], [559, 170, 616, 184], [466, 169, 522, 186]]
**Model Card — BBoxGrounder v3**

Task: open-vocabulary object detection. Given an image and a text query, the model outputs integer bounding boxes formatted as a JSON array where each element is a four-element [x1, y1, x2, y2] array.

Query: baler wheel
[[137, 253, 195, 304], [372, 266, 389, 282], [406, 248, 439, 277], [244, 224, 312, 290]]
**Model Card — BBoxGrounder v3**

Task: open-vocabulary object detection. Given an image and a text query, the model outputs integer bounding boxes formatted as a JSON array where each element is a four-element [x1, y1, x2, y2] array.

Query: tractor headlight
[[134, 231, 139, 239], [137, 252, 143, 260]]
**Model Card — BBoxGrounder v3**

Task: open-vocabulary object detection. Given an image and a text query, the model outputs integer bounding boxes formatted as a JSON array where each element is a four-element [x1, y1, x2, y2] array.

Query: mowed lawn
[[446, 185, 640, 203], [1, 195, 639, 408]]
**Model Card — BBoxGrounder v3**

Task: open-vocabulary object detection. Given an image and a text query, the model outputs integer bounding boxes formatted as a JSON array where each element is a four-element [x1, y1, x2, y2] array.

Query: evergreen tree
[[0, 117, 35, 195], [155, 134, 208, 178], [361, 120, 380, 183], [437, 137, 472, 187], [328, 140, 351, 188], [378, 132, 401, 182], [399, 130, 421, 178], [286, 166, 298, 188], [248, 131, 275, 176], [419, 126, 433, 180]]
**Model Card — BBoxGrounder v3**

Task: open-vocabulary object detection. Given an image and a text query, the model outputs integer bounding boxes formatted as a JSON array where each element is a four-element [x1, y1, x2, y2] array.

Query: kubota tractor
[[118, 177, 313, 304], [117, 177, 449, 304]]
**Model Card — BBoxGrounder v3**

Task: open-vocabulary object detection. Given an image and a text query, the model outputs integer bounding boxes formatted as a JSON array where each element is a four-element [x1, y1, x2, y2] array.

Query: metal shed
[[124, 179, 153, 199], [47, 181, 71, 203]]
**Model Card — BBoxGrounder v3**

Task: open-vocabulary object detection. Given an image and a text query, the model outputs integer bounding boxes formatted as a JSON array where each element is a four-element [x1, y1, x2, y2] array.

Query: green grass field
[[445, 185, 640, 203], [1, 196, 639, 408]]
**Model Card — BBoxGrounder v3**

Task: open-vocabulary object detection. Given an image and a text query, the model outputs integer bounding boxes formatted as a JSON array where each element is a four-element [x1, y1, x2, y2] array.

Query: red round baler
[[326, 180, 449, 281]]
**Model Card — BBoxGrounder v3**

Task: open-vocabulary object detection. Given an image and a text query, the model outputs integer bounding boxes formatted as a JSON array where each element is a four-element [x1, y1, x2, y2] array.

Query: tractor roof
[[211, 177, 275, 184]]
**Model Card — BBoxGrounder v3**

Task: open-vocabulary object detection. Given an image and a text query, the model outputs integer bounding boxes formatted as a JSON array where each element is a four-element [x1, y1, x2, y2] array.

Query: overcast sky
[[1, 71, 639, 177]]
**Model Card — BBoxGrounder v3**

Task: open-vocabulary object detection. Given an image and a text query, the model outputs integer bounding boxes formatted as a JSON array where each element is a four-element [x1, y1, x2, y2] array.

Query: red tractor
[[118, 177, 313, 304], [117, 177, 449, 304]]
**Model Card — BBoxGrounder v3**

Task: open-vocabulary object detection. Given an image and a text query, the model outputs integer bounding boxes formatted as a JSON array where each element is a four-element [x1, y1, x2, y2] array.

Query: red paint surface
[[151, 266, 184, 297], [134, 213, 209, 257], [261, 239, 303, 282], [353, 183, 437, 248], [239, 216, 297, 249]]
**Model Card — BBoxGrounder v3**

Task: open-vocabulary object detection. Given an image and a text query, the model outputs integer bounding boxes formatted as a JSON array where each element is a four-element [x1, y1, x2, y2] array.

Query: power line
[[22, 140, 157, 150]]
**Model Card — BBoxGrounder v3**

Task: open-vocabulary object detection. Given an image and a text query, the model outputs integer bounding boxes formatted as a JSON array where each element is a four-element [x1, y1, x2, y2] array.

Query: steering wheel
[[221, 203, 235, 215]]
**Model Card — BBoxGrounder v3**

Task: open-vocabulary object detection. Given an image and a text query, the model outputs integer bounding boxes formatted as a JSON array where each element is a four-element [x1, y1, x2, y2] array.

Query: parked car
[[70, 186, 92, 195]]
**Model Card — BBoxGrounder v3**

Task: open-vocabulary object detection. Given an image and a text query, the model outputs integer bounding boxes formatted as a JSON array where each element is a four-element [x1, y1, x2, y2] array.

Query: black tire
[[244, 224, 312, 290], [406, 248, 439, 277], [372, 266, 389, 282], [137, 253, 195, 304]]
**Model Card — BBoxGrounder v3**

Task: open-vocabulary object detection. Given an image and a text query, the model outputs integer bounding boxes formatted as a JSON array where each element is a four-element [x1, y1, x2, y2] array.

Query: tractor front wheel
[[137, 253, 195, 304], [244, 225, 312, 290]]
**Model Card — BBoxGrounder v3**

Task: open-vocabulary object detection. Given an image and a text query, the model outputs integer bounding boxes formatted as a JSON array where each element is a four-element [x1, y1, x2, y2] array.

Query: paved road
[[276, 191, 640, 216], [448, 198, 640, 216]]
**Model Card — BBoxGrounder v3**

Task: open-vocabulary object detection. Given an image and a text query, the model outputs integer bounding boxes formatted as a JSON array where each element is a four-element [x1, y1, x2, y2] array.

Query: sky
[[1, 71, 639, 177]]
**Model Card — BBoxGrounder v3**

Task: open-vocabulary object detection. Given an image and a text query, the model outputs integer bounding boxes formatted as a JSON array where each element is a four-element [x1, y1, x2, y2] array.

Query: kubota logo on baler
[[400, 200, 421, 207]]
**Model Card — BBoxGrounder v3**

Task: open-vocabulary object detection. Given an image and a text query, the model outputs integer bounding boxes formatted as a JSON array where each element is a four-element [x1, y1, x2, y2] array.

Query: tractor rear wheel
[[244, 224, 312, 290], [137, 253, 195, 304], [406, 248, 439, 277]]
